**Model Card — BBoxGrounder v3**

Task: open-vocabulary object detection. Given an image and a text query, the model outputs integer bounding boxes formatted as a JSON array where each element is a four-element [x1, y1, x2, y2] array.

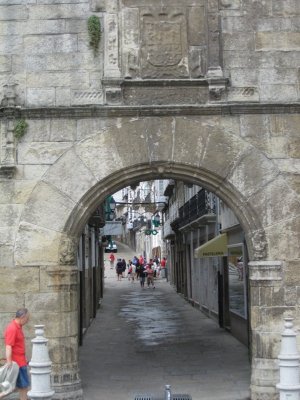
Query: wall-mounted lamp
[[153, 213, 160, 226], [106, 196, 116, 221], [109, 197, 116, 211]]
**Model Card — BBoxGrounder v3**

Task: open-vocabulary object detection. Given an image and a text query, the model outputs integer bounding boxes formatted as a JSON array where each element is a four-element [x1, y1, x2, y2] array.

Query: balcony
[[171, 189, 216, 231], [163, 219, 175, 239]]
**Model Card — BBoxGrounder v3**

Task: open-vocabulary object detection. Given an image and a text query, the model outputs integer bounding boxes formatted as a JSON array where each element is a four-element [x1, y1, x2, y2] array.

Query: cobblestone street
[[79, 243, 250, 400]]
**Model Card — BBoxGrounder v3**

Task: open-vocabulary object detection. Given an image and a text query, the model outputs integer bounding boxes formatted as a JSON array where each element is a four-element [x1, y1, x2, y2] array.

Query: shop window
[[228, 245, 247, 318]]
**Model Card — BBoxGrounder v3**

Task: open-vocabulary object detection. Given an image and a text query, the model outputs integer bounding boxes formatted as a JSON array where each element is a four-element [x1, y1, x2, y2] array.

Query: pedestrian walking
[[116, 259, 123, 281], [121, 259, 126, 278], [133, 256, 141, 279], [3, 308, 30, 400], [109, 252, 115, 269], [127, 260, 136, 282], [153, 260, 160, 278], [160, 256, 167, 278], [153, 255, 160, 265], [127, 260, 132, 281], [146, 261, 155, 289], [131, 263, 136, 282], [139, 265, 146, 288], [138, 255, 144, 268]]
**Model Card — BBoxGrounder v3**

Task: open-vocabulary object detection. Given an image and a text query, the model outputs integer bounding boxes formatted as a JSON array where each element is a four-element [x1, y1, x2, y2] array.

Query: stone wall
[[0, 0, 299, 399], [0, 106, 299, 399], [1, 0, 299, 106]]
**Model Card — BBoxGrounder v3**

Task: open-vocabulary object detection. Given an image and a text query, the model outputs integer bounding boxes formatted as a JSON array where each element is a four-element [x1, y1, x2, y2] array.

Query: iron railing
[[176, 189, 216, 229]]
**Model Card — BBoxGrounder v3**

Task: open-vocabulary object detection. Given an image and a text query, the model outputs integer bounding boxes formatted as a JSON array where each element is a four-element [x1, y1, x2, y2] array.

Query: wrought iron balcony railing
[[173, 189, 216, 230]]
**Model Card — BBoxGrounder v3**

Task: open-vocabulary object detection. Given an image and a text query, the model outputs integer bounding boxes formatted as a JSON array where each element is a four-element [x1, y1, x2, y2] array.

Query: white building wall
[[219, 200, 240, 230]]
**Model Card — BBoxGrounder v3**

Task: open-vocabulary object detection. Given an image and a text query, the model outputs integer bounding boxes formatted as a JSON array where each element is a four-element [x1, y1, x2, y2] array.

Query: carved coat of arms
[[144, 22, 183, 67]]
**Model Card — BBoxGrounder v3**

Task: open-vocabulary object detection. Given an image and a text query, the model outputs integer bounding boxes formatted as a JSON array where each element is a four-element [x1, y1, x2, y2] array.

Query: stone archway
[[12, 116, 300, 400]]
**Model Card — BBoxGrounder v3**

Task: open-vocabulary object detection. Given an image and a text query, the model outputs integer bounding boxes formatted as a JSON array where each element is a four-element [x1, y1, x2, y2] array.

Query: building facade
[[115, 180, 166, 260], [0, 1, 299, 399], [163, 180, 248, 345]]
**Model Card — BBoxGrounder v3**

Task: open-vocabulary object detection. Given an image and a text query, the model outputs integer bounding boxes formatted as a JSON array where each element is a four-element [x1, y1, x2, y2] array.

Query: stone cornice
[[0, 103, 299, 119], [120, 79, 210, 87]]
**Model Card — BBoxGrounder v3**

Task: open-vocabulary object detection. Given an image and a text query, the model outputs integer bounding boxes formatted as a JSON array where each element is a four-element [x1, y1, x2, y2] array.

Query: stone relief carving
[[59, 236, 77, 265], [251, 230, 268, 260], [0, 96, 17, 178], [140, 8, 189, 78], [1, 77, 19, 107], [118, 3, 228, 101], [209, 86, 226, 101], [2, 119, 15, 166], [189, 47, 204, 78], [104, 13, 120, 78], [206, 68, 228, 102], [71, 91, 103, 105], [251, 391, 278, 400], [145, 22, 182, 67], [124, 50, 139, 79]]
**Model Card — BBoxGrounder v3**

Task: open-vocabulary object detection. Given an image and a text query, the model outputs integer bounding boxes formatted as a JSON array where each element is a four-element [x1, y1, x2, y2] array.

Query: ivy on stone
[[88, 15, 101, 52], [13, 119, 28, 140]]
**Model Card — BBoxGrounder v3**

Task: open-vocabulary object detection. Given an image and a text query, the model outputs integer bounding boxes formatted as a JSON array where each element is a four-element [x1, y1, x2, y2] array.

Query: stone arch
[[13, 116, 300, 400], [62, 161, 267, 260], [15, 115, 294, 265]]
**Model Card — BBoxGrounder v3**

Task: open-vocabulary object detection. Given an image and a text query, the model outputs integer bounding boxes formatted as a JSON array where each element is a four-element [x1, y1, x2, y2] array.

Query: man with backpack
[[116, 259, 124, 281], [132, 256, 141, 279]]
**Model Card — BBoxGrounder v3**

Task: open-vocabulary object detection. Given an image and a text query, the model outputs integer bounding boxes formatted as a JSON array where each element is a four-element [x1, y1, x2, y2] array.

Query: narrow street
[[79, 242, 250, 400]]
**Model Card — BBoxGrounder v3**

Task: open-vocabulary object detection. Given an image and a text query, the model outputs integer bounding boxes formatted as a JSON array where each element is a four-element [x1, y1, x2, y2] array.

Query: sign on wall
[[100, 221, 122, 236]]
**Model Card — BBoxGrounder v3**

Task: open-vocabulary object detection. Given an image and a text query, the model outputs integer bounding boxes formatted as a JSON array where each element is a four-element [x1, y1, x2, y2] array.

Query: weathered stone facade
[[0, 1, 299, 399]]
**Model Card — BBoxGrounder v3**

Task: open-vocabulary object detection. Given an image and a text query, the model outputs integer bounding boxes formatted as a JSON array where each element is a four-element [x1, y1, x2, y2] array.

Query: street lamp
[[105, 196, 116, 221], [109, 197, 116, 211], [152, 213, 160, 227]]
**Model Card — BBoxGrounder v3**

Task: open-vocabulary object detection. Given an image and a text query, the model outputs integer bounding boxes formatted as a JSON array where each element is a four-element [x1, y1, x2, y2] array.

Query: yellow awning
[[194, 233, 228, 258]]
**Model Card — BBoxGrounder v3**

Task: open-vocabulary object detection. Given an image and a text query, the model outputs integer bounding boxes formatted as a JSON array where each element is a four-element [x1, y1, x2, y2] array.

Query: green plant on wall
[[88, 15, 101, 52], [13, 119, 28, 140]]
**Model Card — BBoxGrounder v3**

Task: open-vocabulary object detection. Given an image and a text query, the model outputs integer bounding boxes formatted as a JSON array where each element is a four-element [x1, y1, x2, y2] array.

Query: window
[[228, 244, 247, 318]]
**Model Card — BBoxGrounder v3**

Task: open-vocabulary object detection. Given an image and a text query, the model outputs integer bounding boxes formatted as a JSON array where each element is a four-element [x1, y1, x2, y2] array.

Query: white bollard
[[28, 325, 55, 400], [165, 385, 171, 400], [276, 317, 300, 400]]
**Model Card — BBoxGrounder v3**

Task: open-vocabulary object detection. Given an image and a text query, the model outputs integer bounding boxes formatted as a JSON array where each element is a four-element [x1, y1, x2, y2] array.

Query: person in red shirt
[[160, 257, 166, 268], [138, 255, 144, 267], [4, 308, 30, 400], [109, 252, 115, 269], [160, 257, 167, 279]]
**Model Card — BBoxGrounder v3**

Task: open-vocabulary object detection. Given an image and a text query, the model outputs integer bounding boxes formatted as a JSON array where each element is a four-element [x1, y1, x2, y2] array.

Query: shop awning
[[194, 233, 228, 258]]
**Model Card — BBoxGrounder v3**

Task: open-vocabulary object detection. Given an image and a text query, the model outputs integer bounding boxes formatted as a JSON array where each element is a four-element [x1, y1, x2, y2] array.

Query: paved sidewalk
[[79, 243, 250, 400]]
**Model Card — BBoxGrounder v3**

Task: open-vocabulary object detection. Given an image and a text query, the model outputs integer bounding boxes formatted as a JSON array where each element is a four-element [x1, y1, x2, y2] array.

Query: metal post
[[276, 317, 300, 400], [28, 325, 55, 400]]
